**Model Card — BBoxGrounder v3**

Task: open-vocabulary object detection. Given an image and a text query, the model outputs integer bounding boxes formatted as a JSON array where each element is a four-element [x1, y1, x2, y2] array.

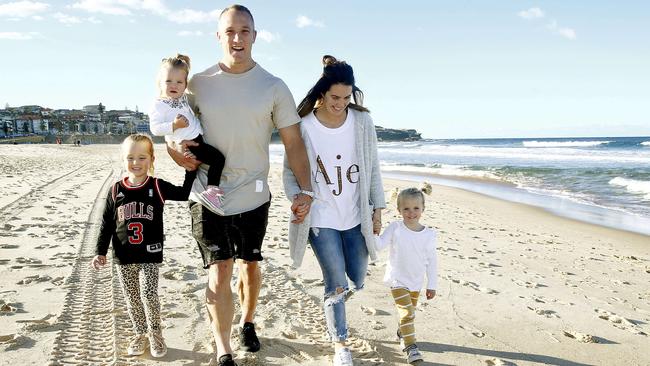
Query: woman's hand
[[291, 193, 312, 224], [91, 255, 106, 270], [372, 208, 382, 234]]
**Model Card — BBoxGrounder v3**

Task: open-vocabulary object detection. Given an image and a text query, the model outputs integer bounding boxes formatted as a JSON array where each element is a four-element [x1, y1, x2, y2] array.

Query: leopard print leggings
[[117, 263, 160, 334]]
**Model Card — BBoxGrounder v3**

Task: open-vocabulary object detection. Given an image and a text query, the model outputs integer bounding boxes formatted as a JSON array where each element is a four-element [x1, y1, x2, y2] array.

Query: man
[[167, 5, 313, 366]]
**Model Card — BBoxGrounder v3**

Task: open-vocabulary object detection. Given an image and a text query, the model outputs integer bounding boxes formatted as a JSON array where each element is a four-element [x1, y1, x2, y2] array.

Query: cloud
[[87, 16, 102, 24], [166, 8, 220, 24], [257, 29, 280, 43], [177, 30, 203, 37], [295, 15, 324, 28], [53, 12, 82, 24], [0, 31, 41, 40], [547, 20, 577, 40], [69, 0, 132, 15], [556, 27, 576, 40], [518, 8, 576, 41], [69, 0, 220, 24], [140, 0, 167, 15], [518, 7, 544, 19], [0, 1, 50, 17]]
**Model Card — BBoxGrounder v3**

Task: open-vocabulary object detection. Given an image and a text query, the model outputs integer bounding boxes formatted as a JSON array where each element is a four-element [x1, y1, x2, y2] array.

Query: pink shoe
[[197, 186, 224, 215]]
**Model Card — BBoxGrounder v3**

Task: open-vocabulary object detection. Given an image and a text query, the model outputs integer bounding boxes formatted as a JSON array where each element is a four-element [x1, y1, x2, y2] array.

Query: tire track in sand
[[48, 167, 141, 365], [0, 163, 92, 221]]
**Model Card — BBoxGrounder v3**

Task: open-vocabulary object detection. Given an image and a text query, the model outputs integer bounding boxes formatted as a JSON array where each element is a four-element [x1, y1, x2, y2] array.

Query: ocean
[[270, 136, 650, 236]]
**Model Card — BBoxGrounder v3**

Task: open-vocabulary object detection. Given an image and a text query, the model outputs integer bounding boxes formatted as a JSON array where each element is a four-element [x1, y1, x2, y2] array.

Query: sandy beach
[[1, 144, 649, 366]]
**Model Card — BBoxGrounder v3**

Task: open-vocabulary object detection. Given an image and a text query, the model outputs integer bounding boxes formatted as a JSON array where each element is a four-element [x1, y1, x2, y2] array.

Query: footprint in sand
[[594, 308, 647, 336], [512, 279, 546, 289], [17, 274, 53, 285], [526, 306, 560, 318], [485, 358, 517, 366], [459, 325, 485, 338], [0, 333, 33, 350], [0, 302, 21, 315], [563, 330, 598, 343], [15, 257, 42, 265], [360, 305, 389, 316], [460, 280, 499, 294]]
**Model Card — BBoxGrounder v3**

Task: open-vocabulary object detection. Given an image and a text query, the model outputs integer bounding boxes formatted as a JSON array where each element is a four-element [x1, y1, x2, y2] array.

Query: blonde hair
[[156, 53, 191, 97], [396, 187, 425, 209], [121, 133, 155, 175]]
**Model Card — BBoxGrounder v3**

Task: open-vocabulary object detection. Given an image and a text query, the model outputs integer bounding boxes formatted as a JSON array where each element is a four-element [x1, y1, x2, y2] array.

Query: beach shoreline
[[1, 144, 649, 365]]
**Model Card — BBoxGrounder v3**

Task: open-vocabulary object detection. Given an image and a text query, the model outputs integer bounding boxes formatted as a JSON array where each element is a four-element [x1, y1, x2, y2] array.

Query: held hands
[[426, 289, 436, 300], [91, 255, 107, 270], [179, 139, 199, 160], [166, 140, 200, 171], [172, 114, 189, 131], [291, 193, 313, 224], [372, 209, 382, 235]]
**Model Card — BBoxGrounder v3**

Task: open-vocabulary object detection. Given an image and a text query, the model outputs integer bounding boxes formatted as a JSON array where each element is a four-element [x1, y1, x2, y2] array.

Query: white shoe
[[149, 330, 167, 358], [333, 347, 353, 366], [404, 344, 423, 364], [126, 334, 147, 356]]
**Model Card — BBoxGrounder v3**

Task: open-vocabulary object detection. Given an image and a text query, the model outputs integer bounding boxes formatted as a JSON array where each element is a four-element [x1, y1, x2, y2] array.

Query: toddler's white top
[[375, 221, 438, 291], [148, 94, 203, 142]]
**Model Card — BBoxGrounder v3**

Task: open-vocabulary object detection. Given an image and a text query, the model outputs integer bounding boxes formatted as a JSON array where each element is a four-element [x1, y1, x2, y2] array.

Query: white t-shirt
[[302, 110, 360, 230], [375, 221, 438, 291], [148, 94, 203, 142]]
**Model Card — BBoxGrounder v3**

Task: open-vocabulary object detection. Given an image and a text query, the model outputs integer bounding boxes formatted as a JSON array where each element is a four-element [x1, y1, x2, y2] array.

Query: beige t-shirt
[[187, 63, 300, 215]]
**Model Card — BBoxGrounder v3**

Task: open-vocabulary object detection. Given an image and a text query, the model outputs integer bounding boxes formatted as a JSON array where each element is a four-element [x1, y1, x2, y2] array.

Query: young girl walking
[[91, 133, 196, 358], [148, 53, 225, 215], [376, 187, 438, 364]]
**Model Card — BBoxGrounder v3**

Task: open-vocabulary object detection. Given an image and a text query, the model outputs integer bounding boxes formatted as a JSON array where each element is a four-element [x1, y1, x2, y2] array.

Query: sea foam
[[609, 177, 650, 200], [523, 140, 611, 148], [381, 164, 501, 180], [641, 141, 650, 146]]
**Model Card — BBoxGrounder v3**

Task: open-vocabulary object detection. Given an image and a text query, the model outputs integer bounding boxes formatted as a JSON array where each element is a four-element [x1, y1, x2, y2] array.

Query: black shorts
[[190, 199, 270, 268]]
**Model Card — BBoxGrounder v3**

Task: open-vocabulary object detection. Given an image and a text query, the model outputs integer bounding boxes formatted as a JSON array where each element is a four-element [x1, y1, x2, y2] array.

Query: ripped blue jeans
[[308, 224, 368, 342]]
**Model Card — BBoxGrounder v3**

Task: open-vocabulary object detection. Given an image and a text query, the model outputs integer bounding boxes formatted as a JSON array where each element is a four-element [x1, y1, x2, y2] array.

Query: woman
[[283, 55, 385, 366]]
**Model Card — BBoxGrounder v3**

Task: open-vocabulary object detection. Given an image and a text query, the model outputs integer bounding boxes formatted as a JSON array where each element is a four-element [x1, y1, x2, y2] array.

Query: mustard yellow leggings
[[391, 287, 420, 347]]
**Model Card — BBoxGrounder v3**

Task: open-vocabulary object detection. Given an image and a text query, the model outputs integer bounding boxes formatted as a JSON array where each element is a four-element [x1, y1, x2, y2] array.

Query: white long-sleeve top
[[148, 94, 202, 142], [375, 221, 438, 291]]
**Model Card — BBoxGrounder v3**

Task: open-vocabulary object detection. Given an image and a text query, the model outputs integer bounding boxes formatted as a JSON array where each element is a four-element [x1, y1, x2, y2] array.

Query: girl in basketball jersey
[[91, 133, 195, 358]]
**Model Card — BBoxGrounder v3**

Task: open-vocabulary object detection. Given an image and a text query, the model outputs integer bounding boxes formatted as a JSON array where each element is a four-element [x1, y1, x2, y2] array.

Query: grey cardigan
[[282, 109, 386, 268]]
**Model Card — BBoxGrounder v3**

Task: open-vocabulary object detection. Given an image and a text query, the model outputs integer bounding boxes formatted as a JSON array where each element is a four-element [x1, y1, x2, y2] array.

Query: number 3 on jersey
[[127, 222, 143, 244]]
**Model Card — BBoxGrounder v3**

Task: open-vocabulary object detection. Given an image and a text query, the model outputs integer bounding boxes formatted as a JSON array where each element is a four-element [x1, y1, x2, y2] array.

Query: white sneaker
[[126, 334, 147, 356], [149, 330, 167, 358], [404, 344, 423, 364], [333, 347, 353, 366]]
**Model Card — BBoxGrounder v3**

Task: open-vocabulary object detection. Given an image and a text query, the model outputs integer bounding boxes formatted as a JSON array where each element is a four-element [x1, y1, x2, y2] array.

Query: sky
[[1, 1, 649, 139]]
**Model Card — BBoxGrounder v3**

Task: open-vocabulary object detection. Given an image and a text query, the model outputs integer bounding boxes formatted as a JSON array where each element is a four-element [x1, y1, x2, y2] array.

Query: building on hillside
[[16, 105, 43, 114]]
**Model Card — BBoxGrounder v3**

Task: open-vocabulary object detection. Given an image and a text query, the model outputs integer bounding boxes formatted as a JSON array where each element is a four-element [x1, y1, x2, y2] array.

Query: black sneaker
[[217, 354, 238, 366], [239, 322, 261, 352]]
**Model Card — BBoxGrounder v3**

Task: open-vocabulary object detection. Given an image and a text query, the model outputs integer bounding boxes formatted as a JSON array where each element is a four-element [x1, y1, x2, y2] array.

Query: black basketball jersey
[[96, 171, 195, 264]]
